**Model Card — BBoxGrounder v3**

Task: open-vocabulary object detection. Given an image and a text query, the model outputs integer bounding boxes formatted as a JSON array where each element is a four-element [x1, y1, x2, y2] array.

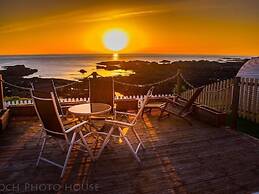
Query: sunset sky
[[0, 0, 259, 56]]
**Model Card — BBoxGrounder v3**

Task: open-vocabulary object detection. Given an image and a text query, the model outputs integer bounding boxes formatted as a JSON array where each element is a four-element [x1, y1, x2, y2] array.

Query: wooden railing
[[4, 93, 175, 107], [181, 77, 259, 123]]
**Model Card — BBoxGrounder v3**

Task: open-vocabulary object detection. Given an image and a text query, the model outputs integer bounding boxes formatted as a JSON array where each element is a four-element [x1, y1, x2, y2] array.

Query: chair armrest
[[105, 119, 133, 127], [164, 97, 176, 104], [65, 121, 88, 133], [61, 105, 71, 109], [115, 111, 137, 117], [62, 118, 79, 126], [145, 102, 166, 108]]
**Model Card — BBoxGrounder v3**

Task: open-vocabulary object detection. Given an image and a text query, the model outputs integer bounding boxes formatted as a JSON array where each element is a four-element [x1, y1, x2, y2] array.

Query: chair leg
[[145, 108, 152, 115], [159, 109, 170, 120], [36, 136, 46, 167], [96, 126, 114, 160], [37, 129, 44, 146], [159, 102, 172, 119], [132, 127, 145, 149], [78, 130, 94, 160], [158, 107, 166, 120], [118, 127, 141, 163], [61, 132, 77, 178]]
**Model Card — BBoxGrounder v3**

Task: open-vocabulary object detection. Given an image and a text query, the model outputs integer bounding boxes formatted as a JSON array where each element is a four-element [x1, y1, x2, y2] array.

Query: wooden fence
[[181, 77, 259, 123], [238, 78, 259, 123], [4, 93, 174, 107], [181, 78, 234, 113]]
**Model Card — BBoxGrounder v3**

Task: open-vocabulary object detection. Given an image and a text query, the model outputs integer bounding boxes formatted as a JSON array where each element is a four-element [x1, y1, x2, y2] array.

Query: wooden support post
[[0, 75, 4, 110], [231, 77, 240, 130], [176, 69, 182, 95], [91, 72, 98, 79]]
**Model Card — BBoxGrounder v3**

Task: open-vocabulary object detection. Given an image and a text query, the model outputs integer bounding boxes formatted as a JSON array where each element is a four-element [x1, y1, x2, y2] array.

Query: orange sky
[[0, 0, 259, 56]]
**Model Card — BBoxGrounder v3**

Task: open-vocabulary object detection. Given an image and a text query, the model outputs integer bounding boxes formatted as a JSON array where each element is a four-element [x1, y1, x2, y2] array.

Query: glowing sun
[[103, 29, 128, 51]]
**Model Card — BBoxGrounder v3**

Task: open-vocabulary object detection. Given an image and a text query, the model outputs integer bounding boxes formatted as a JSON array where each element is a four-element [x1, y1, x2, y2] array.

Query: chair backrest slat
[[132, 87, 154, 125], [89, 77, 114, 111], [32, 92, 65, 138], [179, 86, 204, 115]]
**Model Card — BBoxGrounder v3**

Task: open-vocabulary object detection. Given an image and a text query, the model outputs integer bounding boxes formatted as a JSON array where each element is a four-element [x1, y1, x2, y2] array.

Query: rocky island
[[1, 65, 73, 98], [0, 65, 38, 77]]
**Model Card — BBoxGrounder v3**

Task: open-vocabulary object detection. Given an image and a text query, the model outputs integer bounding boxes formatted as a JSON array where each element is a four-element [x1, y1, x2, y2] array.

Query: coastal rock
[[1, 65, 37, 77], [79, 69, 87, 74], [159, 60, 171, 64], [96, 59, 248, 95]]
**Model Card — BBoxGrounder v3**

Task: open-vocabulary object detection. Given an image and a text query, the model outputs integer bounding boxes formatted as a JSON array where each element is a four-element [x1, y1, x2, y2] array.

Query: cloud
[[0, 10, 86, 33], [77, 9, 165, 23], [0, 8, 167, 34]]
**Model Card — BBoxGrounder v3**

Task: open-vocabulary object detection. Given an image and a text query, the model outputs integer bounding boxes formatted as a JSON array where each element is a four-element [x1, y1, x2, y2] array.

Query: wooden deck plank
[[0, 112, 259, 194]]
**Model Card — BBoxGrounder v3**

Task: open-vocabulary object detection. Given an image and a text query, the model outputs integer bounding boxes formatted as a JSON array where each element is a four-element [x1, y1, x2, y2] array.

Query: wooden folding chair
[[31, 81, 78, 145], [96, 87, 154, 163], [88, 77, 115, 121], [159, 86, 204, 125], [32, 92, 94, 178]]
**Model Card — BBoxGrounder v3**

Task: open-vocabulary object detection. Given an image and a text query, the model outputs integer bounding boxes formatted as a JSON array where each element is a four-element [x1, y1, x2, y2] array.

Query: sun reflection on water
[[61, 53, 135, 80], [113, 53, 119, 60], [96, 69, 135, 77]]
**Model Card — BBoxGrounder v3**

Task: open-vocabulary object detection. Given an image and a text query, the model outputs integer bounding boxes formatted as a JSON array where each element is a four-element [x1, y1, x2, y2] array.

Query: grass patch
[[4, 96, 30, 101]]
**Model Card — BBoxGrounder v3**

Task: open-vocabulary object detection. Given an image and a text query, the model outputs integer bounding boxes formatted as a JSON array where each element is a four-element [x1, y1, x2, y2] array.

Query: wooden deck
[[0, 112, 259, 194]]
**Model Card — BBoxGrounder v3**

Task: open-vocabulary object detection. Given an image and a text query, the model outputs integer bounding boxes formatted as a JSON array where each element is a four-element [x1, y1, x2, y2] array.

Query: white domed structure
[[236, 57, 259, 79]]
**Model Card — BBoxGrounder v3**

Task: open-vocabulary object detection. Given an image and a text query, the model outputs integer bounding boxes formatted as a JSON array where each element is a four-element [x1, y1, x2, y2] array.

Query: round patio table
[[68, 103, 112, 133], [68, 103, 112, 117]]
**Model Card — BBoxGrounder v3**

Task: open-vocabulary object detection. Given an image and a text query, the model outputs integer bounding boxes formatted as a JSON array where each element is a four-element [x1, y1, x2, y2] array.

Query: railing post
[[231, 77, 240, 130], [0, 74, 4, 109], [176, 69, 182, 95], [90, 72, 98, 79]]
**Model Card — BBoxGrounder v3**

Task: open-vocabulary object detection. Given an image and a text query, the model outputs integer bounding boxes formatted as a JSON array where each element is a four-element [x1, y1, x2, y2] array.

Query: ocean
[[0, 54, 249, 80]]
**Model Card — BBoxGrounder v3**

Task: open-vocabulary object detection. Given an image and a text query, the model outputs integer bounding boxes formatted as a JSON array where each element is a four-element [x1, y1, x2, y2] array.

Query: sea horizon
[[0, 53, 254, 58]]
